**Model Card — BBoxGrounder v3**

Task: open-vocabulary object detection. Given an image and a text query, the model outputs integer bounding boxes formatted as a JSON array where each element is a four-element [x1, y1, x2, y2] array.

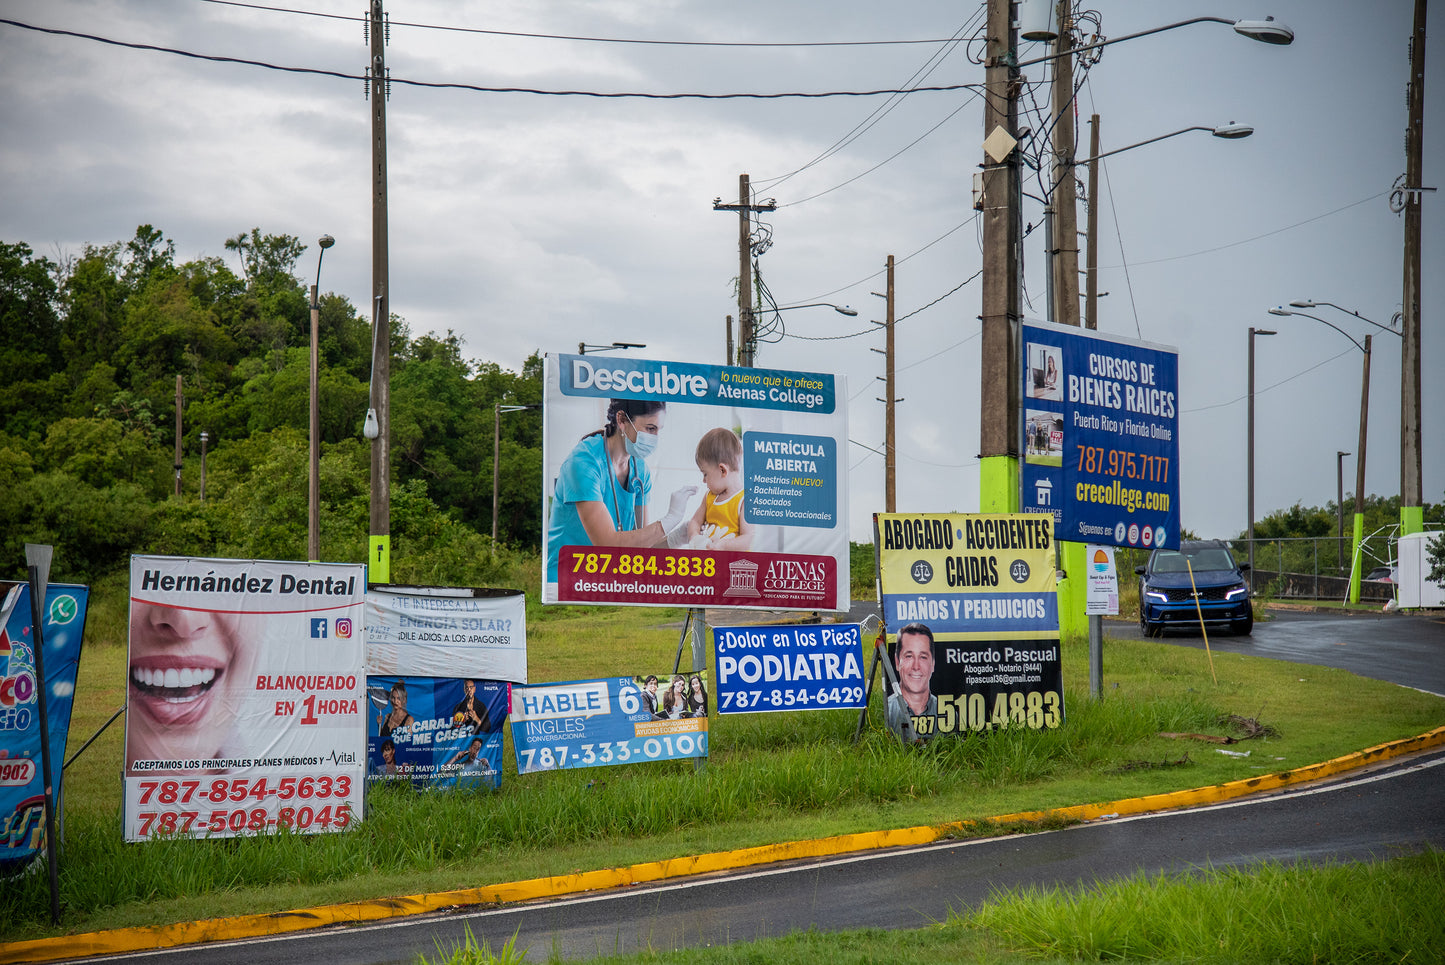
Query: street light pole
[[1247, 326, 1276, 574], [308, 234, 334, 563], [578, 341, 647, 355], [1336, 449, 1350, 573], [1081, 122, 1252, 330], [1269, 307, 1372, 603], [200, 430, 209, 502]]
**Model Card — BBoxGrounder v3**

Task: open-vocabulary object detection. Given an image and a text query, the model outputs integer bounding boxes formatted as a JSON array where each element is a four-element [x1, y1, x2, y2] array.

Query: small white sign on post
[[1084, 544, 1119, 616]]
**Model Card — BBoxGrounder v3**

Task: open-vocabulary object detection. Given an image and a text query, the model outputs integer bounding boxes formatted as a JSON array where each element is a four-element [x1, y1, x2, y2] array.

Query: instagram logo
[[335, 617, 353, 639]]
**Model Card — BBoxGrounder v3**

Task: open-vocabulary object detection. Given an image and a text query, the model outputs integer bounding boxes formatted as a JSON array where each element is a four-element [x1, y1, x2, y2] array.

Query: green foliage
[[0, 226, 545, 583], [1426, 531, 1445, 587]]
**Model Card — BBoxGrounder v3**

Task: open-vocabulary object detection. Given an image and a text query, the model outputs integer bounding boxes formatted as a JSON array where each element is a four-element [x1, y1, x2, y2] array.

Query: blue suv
[[1135, 540, 1253, 637]]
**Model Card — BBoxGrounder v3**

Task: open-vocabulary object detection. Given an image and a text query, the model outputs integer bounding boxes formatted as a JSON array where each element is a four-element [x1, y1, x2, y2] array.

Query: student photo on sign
[[686, 427, 754, 550], [886, 622, 937, 743], [125, 602, 260, 773]]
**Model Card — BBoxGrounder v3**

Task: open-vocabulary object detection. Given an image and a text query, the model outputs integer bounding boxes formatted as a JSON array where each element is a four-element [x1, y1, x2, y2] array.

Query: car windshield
[[1153, 548, 1236, 573]]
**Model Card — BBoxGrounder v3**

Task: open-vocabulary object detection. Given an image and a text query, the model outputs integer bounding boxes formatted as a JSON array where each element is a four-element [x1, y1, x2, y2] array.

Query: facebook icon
[[310, 618, 328, 639]]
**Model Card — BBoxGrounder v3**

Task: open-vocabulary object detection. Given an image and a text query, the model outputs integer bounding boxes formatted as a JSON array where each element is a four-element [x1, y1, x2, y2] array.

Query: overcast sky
[[2, 0, 1440, 547]]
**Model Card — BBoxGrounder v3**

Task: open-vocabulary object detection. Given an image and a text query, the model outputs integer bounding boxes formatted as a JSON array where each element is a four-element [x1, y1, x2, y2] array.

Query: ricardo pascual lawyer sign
[[1021, 319, 1180, 550]]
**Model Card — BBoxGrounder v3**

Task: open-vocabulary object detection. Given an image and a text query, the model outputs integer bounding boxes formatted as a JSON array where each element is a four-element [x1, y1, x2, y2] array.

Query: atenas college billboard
[[542, 354, 849, 611]]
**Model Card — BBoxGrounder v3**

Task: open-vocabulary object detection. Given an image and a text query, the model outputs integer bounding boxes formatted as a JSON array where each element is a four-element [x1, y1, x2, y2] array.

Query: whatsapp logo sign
[[48, 595, 79, 625]]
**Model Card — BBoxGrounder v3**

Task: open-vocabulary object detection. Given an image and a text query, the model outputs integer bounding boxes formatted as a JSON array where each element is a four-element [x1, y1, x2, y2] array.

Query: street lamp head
[[1267, 308, 1292, 317], [834, 306, 859, 317], [1212, 123, 1253, 139], [1253, 328, 1277, 336], [1233, 16, 1295, 44], [318, 234, 336, 250], [1288, 300, 1315, 308]]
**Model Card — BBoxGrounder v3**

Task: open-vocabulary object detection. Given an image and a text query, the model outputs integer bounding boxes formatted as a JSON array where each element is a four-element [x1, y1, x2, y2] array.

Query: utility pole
[[871, 257, 898, 512], [725, 315, 734, 366], [713, 176, 775, 368], [1399, 0, 1427, 537], [979, 0, 1021, 511], [1085, 113, 1100, 330], [174, 375, 183, 498], [1050, 1, 1081, 328], [368, 0, 391, 582]]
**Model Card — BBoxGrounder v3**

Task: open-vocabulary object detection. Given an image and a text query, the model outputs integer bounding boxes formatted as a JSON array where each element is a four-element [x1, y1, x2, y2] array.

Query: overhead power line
[[198, 0, 974, 47], [1, 18, 985, 99]]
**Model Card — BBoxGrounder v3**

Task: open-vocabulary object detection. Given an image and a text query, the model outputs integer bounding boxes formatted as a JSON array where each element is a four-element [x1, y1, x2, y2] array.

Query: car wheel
[[1140, 617, 1161, 638], [1232, 612, 1254, 636]]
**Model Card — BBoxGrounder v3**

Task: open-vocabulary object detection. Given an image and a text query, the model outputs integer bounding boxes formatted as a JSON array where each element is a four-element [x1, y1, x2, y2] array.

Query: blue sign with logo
[[1021, 321, 1181, 551], [558, 354, 836, 414], [510, 676, 708, 773], [0, 582, 89, 876], [712, 623, 866, 713], [742, 431, 837, 528]]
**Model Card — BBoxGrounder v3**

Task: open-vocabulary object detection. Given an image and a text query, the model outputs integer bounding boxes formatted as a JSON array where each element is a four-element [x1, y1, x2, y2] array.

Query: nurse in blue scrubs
[[546, 398, 697, 582]]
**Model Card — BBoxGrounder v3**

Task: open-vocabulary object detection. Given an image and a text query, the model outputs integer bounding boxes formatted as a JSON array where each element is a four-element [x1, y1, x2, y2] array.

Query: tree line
[[2, 226, 542, 586]]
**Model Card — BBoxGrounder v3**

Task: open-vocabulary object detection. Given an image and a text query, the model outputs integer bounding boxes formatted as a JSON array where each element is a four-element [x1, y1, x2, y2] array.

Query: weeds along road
[[62, 610, 1445, 965]]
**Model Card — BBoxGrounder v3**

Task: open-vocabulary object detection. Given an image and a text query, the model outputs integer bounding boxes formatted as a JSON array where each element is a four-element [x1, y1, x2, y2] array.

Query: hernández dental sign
[[560, 355, 836, 414]]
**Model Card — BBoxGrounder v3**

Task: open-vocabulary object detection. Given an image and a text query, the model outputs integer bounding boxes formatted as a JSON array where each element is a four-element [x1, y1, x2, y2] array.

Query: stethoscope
[[604, 437, 645, 532]]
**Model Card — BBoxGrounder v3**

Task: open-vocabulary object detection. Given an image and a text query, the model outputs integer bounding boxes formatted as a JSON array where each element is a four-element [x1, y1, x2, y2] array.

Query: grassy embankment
[[2, 559, 1441, 943]]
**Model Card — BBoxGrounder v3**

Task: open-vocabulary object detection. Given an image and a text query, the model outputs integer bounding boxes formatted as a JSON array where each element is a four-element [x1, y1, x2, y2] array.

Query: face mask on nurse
[[621, 413, 659, 461]]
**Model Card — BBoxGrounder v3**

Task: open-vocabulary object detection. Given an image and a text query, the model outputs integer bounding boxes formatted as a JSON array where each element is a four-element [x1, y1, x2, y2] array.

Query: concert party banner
[[0, 582, 88, 876], [367, 675, 507, 790], [123, 556, 366, 841], [510, 675, 708, 774], [874, 513, 1063, 743], [542, 354, 849, 611], [712, 623, 866, 713]]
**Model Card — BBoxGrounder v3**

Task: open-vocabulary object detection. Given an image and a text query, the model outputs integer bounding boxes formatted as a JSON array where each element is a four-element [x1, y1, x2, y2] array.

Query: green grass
[[433, 850, 1444, 965], [4, 579, 1442, 943]]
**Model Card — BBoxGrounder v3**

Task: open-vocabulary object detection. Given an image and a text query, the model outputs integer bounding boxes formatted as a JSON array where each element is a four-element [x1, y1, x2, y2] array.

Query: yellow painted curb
[[4, 724, 1443, 964]]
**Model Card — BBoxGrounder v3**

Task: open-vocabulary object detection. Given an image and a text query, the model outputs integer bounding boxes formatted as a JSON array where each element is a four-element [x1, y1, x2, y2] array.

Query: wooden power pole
[[871, 256, 898, 512], [713, 175, 775, 368], [1399, 0, 1427, 536], [368, 0, 391, 581], [979, 0, 1021, 511]]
